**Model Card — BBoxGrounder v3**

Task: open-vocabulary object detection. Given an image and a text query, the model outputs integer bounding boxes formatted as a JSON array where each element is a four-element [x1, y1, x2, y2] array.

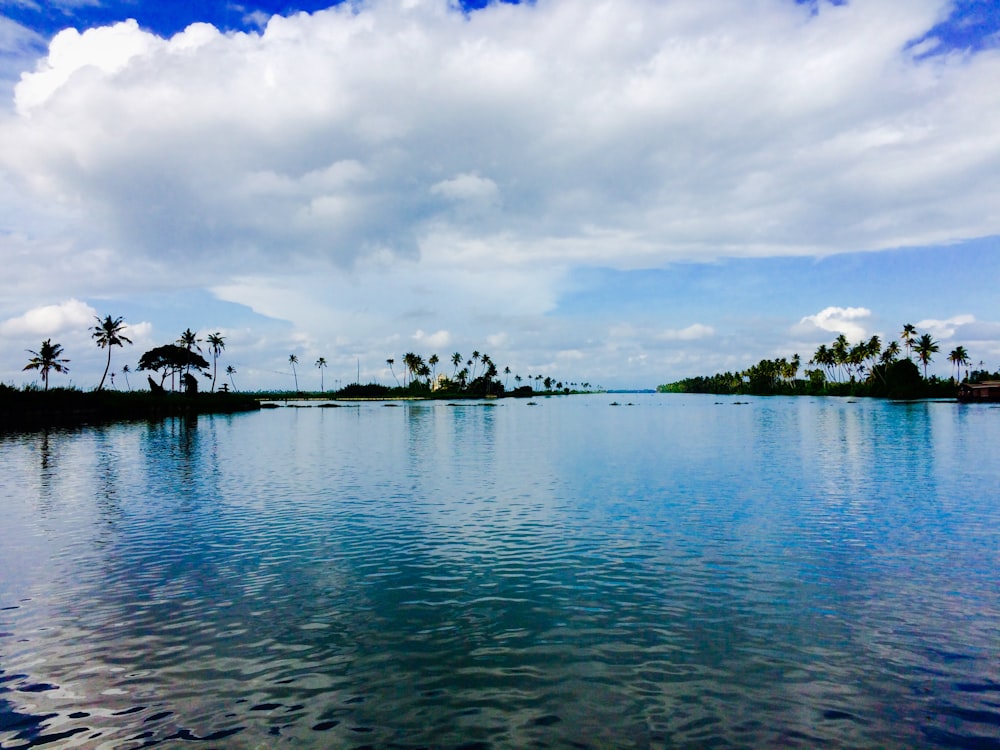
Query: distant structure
[[957, 381, 1000, 402]]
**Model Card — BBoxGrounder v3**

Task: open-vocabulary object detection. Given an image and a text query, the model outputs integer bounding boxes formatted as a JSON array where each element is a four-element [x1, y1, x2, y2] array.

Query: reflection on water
[[1, 396, 999, 748]]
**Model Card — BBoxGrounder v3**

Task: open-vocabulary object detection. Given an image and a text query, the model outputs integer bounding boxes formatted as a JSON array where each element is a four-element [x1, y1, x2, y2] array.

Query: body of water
[[1, 394, 999, 748]]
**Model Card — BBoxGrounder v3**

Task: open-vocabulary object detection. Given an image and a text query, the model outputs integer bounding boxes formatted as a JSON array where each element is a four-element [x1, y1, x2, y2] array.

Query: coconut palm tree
[[316, 357, 328, 391], [91, 315, 133, 390], [289, 354, 300, 391], [206, 332, 226, 392], [914, 333, 939, 379], [451, 352, 462, 376], [881, 340, 901, 365], [176, 328, 201, 385], [24, 339, 70, 390], [504, 366, 511, 389], [810, 344, 831, 382], [948, 346, 970, 382], [386, 358, 400, 387], [900, 324, 917, 360], [831, 335, 849, 383], [226, 365, 237, 391], [121, 364, 132, 391], [428, 354, 439, 385]]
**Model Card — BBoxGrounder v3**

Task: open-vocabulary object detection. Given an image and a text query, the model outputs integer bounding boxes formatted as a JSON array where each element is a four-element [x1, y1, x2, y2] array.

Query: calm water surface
[[1, 394, 999, 749]]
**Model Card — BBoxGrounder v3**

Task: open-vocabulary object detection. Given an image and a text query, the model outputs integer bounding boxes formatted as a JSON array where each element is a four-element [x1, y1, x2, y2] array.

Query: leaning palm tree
[[206, 332, 226, 392], [121, 364, 132, 391], [289, 354, 299, 391], [831, 335, 849, 383], [914, 333, 939, 379], [386, 358, 400, 387], [24, 339, 70, 390], [92, 315, 133, 390], [226, 365, 237, 391], [316, 357, 328, 391]]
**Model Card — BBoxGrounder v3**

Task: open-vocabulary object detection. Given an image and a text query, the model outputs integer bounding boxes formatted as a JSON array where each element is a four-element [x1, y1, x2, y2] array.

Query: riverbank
[[0, 386, 261, 431]]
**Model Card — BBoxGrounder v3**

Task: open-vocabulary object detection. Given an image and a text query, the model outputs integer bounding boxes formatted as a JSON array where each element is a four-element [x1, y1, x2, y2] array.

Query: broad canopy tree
[[137, 344, 210, 390]]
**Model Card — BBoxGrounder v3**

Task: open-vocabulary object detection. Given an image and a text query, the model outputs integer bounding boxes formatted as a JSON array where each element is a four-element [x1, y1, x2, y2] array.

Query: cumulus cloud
[[796, 306, 872, 341], [915, 314, 975, 340], [0, 298, 97, 336], [2, 0, 999, 289]]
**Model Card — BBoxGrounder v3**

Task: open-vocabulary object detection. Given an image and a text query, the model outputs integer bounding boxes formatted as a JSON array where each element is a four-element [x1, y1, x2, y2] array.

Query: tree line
[[16, 317, 593, 398], [659, 324, 993, 399]]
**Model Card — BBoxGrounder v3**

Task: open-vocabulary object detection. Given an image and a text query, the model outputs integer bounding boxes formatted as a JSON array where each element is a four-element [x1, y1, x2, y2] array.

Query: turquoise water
[[1, 394, 998, 748]]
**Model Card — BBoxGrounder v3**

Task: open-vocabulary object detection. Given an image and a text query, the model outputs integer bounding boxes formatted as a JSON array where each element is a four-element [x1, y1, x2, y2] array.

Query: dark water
[[1, 394, 999, 749]]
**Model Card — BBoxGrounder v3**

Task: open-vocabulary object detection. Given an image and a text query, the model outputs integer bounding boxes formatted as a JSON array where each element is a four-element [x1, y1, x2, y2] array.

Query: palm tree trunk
[[98, 348, 112, 390]]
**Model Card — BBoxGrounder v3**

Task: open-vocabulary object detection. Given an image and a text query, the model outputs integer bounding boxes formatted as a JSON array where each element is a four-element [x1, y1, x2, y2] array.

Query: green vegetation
[[658, 324, 988, 399], [7, 318, 596, 430], [1, 384, 260, 430]]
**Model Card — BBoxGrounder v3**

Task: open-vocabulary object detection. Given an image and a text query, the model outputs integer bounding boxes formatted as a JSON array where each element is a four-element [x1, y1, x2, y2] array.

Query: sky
[[1, 0, 999, 391]]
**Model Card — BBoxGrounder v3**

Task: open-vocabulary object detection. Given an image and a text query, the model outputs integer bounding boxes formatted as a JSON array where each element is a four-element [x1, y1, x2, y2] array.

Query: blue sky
[[1, 0, 999, 390]]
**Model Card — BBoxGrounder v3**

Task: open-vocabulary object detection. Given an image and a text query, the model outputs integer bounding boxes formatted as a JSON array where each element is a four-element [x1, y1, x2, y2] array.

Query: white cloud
[[915, 314, 975, 340], [796, 306, 872, 341], [660, 324, 715, 341], [412, 328, 451, 349], [3, 0, 999, 283], [0, 298, 96, 336], [430, 173, 499, 204]]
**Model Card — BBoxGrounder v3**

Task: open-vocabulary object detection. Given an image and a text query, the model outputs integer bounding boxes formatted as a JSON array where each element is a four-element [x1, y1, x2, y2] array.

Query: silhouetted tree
[[289, 354, 299, 391], [24, 339, 69, 390], [206, 332, 225, 392], [92, 315, 132, 390], [316, 356, 328, 391], [138, 344, 209, 388]]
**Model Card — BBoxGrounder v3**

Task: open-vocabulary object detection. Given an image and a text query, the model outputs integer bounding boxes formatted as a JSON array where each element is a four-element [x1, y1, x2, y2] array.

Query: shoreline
[[0, 389, 261, 432]]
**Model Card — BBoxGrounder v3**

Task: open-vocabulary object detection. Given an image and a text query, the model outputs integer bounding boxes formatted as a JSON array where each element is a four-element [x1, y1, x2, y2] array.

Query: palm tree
[[900, 324, 917, 360], [914, 333, 939, 379], [504, 365, 511, 389], [176, 328, 201, 384], [121, 364, 132, 391], [831, 335, 849, 383], [451, 352, 462, 376], [206, 332, 226, 392], [386, 358, 400, 387], [289, 354, 299, 391], [316, 357, 328, 391], [226, 365, 237, 391], [92, 315, 133, 390], [24, 339, 70, 390], [948, 346, 970, 382], [428, 354, 439, 385], [881, 340, 901, 365], [810, 344, 832, 382]]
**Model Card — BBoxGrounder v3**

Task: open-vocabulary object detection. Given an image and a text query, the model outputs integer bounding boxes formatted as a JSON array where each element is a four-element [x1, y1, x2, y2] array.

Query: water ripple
[[2, 398, 999, 747]]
